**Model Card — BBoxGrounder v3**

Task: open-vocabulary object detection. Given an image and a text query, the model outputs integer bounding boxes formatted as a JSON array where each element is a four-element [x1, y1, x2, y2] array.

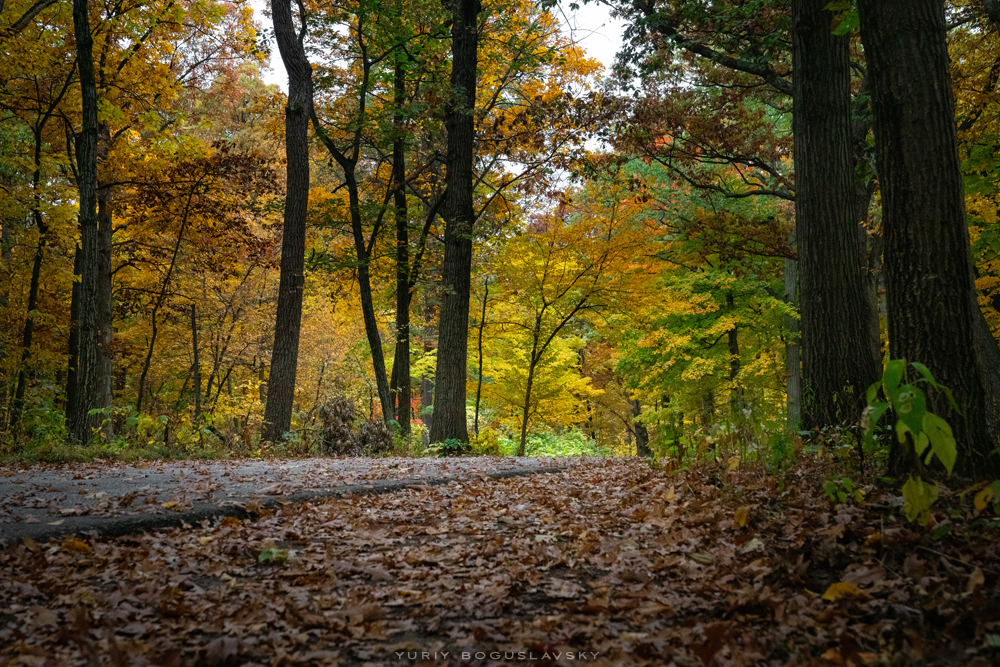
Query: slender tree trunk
[[67, 0, 108, 443], [793, 0, 881, 430], [95, 124, 114, 436], [859, 0, 1000, 478], [135, 188, 194, 414], [632, 398, 651, 457], [10, 228, 45, 431], [391, 26, 411, 436], [517, 351, 538, 457], [262, 0, 313, 442], [430, 0, 481, 445], [784, 257, 802, 431], [473, 278, 488, 435], [10, 129, 49, 431], [726, 291, 744, 414], [0, 217, 12, 431], [191, 303, 201, 419], [344, 172, 396, 425]]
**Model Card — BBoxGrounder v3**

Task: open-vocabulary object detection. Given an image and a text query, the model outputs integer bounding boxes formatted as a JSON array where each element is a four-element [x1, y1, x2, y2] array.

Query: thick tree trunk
[[429, 0, 481, 445], [793, 0, 881, 430], [784, 257, 802, 431], [262, 0, 313, 443], [632, 398, 651, 457], [859, 0, 1000, 478], [94, 126, 114, 435], [67, 0, 109, 443]]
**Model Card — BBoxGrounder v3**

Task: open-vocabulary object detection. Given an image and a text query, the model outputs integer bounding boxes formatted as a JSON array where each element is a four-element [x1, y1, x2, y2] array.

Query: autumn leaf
[[822, 582, 869, 601]]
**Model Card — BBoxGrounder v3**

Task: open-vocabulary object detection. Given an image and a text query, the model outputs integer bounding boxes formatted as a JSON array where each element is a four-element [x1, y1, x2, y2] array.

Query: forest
[[0, 0, 995, 477], [4, 0, 1000, 664]]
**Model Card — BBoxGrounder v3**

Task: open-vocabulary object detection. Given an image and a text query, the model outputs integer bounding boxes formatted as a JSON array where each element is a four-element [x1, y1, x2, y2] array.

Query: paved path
[[0, 456, 575, 543]]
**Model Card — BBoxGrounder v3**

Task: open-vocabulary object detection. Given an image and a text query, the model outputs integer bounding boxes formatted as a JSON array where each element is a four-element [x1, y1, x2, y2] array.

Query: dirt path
[[0, 456, 575, 543]]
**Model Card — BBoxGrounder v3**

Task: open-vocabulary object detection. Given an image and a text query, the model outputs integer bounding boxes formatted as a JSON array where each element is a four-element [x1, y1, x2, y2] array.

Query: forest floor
[[2, 456, 1000, 667], [0, 457, 570, 543]]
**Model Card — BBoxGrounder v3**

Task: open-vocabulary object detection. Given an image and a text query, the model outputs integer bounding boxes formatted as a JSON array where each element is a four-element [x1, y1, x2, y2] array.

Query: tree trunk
[[191, 304, 201, 419], [347, 173, 396, 425], [859, 0, 1000, 478], [784, 257, 802, 431], [390, 29, 411, 437], [429, 0, 481, 445], [517, 353, 537, 456], [793, 0, 881, 430], [473, 278, 488, 436], [262, 0, 313, 443], [632, 398, 651, 457], [10, 128, 49, 431], [726, 291, 744, 414], [95, 124, 114, 436], [67, 0, 110, 443]]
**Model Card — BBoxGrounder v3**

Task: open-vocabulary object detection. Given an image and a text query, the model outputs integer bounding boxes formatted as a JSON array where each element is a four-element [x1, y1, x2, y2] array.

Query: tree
[[428, 0, 481, 445], [262, 0, 315, 442], [66, 0, 107, 443], [792, 0, 880, 430], [858, 0, 1000, 478]]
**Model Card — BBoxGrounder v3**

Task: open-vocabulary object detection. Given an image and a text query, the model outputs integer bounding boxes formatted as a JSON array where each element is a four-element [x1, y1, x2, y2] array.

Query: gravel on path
[[0, 456, 577, 543]]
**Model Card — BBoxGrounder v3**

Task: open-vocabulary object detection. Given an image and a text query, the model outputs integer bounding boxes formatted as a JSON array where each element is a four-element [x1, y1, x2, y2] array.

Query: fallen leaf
[[822, 582, 869, 601], [62, 538, 92, 554]]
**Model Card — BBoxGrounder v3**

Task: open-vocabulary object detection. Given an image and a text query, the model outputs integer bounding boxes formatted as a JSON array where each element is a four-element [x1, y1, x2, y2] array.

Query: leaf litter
[[2, 458, 1000, 666]]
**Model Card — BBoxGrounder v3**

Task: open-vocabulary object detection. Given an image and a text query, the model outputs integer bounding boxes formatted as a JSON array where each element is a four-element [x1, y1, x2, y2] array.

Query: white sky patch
[[247, 0, 624, 93]]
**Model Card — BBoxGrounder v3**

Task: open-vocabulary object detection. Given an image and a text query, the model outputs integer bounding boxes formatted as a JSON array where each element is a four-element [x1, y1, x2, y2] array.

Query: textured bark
[[67, 0, 109, 443], [859, 0, 1000, 478], [262, 0, 313, 442], [429, 0, 481, 445], [793, 0, 881, 430]]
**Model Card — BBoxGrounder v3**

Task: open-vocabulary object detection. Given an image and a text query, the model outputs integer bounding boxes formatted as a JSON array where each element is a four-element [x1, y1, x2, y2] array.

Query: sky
[[247, 0, 626, 92]]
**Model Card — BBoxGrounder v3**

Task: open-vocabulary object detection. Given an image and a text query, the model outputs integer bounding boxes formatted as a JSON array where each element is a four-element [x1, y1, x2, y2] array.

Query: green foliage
[[496, 428, 609, 457], [862, 359, 959, 475], [823, 475, 863, 505], [901, 475, 939, 526], [864, 360, 959, 526]]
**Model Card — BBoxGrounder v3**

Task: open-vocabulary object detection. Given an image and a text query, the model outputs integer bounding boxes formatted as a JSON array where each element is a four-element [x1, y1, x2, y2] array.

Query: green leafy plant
[[863, 359, 959, 525], [824, 475, 863, 505]]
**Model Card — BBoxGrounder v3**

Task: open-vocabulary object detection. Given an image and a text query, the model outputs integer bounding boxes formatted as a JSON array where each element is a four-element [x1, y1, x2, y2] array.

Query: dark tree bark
[[262, 0, 313, 442], [191, 303, 201, 419], [631, 398, 651, 457], [67, 0, 110, 443], [859, 0, 1000, 478], [391, 57, 412, 436], [429, 0, 481, 445], [792, 0, 881, 430]]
